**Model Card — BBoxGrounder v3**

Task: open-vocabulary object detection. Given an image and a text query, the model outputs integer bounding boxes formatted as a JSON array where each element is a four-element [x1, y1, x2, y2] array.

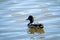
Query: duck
[[26, 15, 44, 28]]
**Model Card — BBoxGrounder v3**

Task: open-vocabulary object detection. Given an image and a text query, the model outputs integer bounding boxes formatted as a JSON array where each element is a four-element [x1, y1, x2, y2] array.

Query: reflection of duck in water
[[26, 15, 45, 34]]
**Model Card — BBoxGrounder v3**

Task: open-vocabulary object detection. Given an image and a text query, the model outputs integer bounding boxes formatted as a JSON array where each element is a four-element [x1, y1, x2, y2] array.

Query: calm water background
[[0, 0, 60, 40]]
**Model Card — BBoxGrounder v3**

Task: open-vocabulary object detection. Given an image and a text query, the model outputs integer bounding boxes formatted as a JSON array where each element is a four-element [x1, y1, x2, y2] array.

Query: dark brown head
[[26, 15, 34, 23]]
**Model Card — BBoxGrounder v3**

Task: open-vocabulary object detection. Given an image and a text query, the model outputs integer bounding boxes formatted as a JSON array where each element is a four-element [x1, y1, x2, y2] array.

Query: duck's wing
[[32, 22, 39, 24], [31, 22, 44, 28], [32, 22, 43, 25]]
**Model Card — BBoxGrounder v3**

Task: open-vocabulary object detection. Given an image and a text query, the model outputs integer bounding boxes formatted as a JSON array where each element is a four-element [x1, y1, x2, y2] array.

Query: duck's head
[[26, 15, 34, 23]]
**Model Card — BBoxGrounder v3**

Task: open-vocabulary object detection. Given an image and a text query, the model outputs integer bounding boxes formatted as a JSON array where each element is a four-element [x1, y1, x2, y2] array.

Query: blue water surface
[[0, 0, 60, 40]]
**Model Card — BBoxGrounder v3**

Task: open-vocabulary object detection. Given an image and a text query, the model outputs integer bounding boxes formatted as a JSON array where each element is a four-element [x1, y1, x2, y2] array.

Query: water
[[0, 0, 60, 40]]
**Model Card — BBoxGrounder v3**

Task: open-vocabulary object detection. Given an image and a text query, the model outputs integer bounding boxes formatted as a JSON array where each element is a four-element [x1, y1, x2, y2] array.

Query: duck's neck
[[29, 19, 34, 23], [28, 20, 33, 26]]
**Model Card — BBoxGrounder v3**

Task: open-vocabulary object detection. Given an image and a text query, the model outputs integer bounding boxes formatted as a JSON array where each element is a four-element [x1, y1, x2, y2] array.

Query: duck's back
[[28, 22, 44, 28]]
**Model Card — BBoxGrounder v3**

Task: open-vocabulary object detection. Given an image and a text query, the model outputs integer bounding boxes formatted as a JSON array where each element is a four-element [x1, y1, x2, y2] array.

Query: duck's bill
[[26, 18, 28, 20]]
